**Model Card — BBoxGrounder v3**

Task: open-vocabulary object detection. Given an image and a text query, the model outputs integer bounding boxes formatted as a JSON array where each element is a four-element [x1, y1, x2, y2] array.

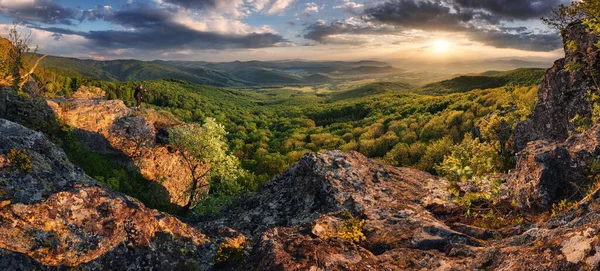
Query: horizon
[[0, 0, 568, 63]]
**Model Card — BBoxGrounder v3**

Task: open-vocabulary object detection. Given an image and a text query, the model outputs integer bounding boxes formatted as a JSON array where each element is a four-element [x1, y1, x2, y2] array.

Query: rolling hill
[[420, 68, 546, 94], [36, 56, 398, 87], [330, 82, 413, 102]]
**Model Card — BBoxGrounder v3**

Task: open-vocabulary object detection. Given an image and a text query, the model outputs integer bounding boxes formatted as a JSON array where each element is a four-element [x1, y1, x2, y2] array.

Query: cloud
[[303, 18, 400, 44], [334, 0, 364, 14], [362, 0, 478, 31], [349, 0, 562, 51], [82, 5, 114, 22], [33, 4, 286, 50], [266, 0, 295, 14], [161, 0, 222, 10], [0, 0, 80, 25], [305, 2, 319, 13], [454, 0, 565, 20], [464, 27, 562, 51]]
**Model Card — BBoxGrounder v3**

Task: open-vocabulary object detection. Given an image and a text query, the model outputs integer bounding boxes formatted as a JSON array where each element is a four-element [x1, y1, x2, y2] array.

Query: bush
[[215, 237, 246, 268], [436, 136, 500, 182], [335, 211, 366, 243]]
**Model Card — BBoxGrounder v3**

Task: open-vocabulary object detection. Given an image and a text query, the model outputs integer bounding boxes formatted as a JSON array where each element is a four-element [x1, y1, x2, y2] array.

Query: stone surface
[[71, 86, 106, 99], [514, 23, 600, 152], [507, 122, 600, 209], [46, 96, 207, 207], [0, 119, 211, 269]]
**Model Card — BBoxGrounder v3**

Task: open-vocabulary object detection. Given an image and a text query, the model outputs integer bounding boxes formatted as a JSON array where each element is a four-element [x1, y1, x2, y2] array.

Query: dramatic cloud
[[454, 0, 564, 20], [464, 27, 561, 51], [303, 19, 400, 44], [0, 0, 80, 25], [302, 0, 563, 52], [0, 0, 567, 60], [362, 0, 475, 31], [31, 4, 286, 50], [161, 0, 223, 10]]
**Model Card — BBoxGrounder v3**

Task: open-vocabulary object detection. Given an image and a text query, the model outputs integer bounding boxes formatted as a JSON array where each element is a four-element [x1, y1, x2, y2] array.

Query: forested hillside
[[35, 56, 402, 88]]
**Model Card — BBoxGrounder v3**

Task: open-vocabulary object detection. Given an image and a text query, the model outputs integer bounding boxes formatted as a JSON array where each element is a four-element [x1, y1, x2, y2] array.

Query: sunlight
[[432, 40, 451, 53]]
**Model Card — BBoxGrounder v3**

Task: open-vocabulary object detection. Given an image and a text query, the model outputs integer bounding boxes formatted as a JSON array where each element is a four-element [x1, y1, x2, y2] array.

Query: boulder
[[46, 97, 207, 208], [0, 119, 211, 269], [71, 86, 106, 99]]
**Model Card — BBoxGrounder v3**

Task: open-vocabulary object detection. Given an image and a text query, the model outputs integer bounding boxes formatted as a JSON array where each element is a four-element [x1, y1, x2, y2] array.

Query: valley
[[3, 1, 600, 269]]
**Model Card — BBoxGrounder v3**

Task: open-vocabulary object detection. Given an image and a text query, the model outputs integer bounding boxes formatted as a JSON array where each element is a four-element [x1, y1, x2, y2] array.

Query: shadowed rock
[[46, 93, 208, 208]]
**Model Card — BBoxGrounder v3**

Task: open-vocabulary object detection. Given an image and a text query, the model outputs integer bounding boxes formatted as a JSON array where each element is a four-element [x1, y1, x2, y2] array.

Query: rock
[[46, 97, 207, 208], [514, 23, 600, 152], [200, 151, 479, 269], [507, 123, 600, 209], [71, 86, 106, 99], [507, 23, 600, 209], [0, 119, 211, 269]]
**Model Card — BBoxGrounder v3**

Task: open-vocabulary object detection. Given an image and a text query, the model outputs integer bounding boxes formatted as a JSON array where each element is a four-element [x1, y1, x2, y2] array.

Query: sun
[[432, 40, 451, 53]]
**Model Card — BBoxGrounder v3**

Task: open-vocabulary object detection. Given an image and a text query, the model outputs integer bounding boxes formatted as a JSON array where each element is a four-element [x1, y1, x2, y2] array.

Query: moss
[[7, 148, 32, 174]]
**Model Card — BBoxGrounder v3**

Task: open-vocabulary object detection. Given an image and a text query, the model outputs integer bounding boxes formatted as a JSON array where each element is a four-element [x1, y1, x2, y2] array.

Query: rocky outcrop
[[514, 23, 600, 152], [201, 151, 484, 269], [506, 122, 600, 209], [46, 92, 208, 207], [0, 119, 211, 269], [6, 119, 600, 270], [198, 151, 600, 270], [507, 23, 600, 209], [71, 86, 106, 99]]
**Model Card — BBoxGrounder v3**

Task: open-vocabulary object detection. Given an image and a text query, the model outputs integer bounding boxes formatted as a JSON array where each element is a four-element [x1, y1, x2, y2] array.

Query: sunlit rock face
[[514, 23, 600, 152], [0, 119, 211, 269], [46, 89, 208, 208]]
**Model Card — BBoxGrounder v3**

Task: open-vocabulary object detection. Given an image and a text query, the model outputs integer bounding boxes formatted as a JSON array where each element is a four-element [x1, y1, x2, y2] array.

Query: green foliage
[[420, 68, 545, 95], [437, 136, 500, 182], [551, 199, 577, 217], [168, 118, 250, 213], [566, 40, 579, 53], [6, 148, 32, 174], [25, 59, 541, 216], [168, 118, 245, 185]]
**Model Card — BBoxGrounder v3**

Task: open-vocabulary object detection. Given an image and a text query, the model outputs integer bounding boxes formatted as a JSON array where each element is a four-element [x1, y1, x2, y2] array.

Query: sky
[[0, 0, 570, 62]]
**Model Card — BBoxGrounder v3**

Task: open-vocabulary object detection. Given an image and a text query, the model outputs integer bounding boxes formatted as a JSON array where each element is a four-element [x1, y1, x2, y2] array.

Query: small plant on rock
[[336, 210, 367, 243], [551, 199, 577, 217], [7, 148, 32, 174], [215, 237, 246, 268]]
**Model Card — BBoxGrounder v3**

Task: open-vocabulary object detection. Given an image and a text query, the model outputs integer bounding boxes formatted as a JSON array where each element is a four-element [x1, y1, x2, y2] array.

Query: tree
[[168, 118, 245, 214], [1, 23, 47, 93]]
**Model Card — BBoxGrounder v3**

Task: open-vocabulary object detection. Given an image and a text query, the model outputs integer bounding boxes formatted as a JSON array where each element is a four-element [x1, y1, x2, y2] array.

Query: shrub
[[7, 148, 32, 174], [335, 211, 366, 243], [436, 136, 500, 182], [215, 237, 245, 268]]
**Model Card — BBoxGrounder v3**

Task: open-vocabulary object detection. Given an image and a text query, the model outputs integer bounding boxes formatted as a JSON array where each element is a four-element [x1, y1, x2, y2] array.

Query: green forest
[[0, 31, 545, 215], [24, 63, 543, 215]]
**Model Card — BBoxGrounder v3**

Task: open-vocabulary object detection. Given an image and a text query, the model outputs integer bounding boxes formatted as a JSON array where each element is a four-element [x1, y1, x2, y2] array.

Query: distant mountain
[[420, 68, 546, 94], [303, 73, 332, 83], [342, 66, 400, 75], [37, 56, 396, 87]]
